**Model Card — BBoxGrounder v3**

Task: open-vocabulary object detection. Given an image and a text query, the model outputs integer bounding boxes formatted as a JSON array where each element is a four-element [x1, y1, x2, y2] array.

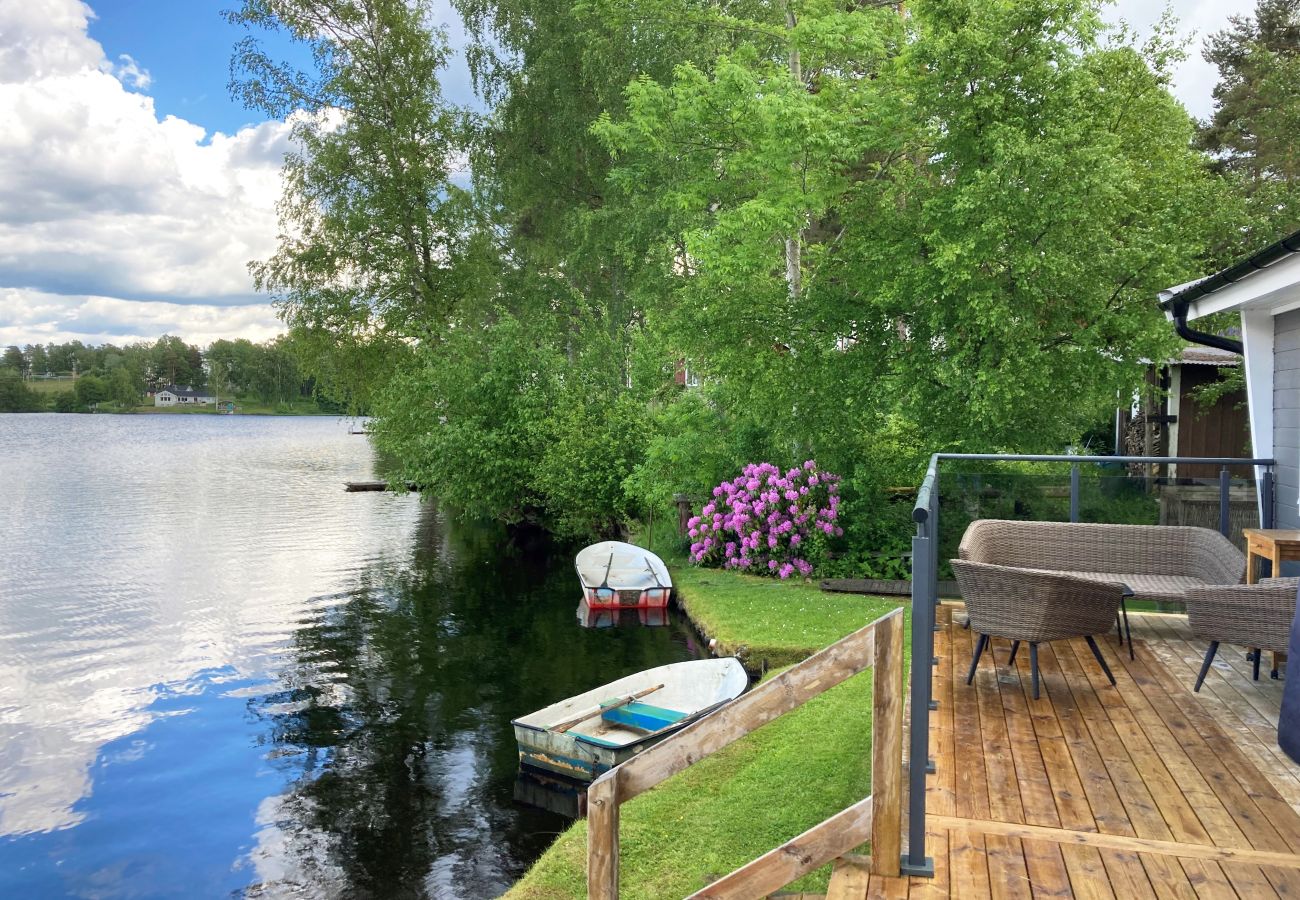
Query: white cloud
[[0, 288, 284, 346], [0, 0, 289, 345], [108, 52, 150, 89]]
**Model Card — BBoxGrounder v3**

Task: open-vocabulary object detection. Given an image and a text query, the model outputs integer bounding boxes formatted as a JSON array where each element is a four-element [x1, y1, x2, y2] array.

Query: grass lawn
[[26, 378, 76, 394], [505, 553, 904, 899]]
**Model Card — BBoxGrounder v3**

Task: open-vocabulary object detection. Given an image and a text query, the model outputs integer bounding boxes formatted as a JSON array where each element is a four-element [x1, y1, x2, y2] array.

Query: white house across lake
[[154, 385, 215, 407]]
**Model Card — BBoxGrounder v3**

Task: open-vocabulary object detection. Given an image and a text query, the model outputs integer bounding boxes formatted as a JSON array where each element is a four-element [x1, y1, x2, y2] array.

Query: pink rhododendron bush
[[687, 461, 842, 579]]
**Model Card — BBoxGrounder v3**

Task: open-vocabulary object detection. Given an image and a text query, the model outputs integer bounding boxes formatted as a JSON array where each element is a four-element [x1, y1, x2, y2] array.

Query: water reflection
[[241, 513, 705, 897], [0, 414, 704, 898], [576, 600, 672, 629]]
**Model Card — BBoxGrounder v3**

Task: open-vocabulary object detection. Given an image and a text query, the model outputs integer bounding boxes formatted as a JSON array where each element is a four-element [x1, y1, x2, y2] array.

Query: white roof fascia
[[1161, 253, 1300, 322]]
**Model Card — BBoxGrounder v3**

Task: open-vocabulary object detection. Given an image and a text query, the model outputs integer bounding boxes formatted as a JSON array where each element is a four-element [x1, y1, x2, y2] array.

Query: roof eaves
[[1159, 227, 1300, 312]]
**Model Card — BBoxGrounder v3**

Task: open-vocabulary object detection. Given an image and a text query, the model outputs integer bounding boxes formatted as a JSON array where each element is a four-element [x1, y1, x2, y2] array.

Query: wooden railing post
[[871, 610, 905, 876], [588, 772, 620, 900]]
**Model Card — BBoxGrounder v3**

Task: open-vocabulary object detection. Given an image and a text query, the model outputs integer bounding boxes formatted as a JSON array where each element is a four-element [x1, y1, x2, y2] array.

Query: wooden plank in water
[[343, 480, 420, 492]]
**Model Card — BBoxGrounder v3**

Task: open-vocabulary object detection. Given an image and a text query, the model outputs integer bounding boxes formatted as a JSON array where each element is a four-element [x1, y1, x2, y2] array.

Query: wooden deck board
[[826, 606, 1300, 899]]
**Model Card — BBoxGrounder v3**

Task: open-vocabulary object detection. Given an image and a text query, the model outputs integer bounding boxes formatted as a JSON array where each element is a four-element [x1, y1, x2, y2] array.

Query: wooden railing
[[586, 607, 905, 899]]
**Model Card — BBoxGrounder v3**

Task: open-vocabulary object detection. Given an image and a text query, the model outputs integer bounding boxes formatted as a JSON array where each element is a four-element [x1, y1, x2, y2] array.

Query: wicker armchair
[[1184, 578, 1298, 692], [951, 559, 1127, 699]]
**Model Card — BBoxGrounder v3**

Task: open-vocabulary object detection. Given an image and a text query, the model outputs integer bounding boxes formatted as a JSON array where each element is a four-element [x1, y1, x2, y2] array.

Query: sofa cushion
[[1033, 570, 1210, 604]]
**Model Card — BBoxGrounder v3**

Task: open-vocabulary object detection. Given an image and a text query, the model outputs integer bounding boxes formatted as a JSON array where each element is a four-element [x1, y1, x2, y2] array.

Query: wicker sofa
[[957, 520, 1247, 605]]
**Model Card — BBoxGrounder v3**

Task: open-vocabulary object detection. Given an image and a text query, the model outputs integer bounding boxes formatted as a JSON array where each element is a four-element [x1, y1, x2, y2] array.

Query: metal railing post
[[1262, 469, 1275, 529], [1219, 467, 1231, 538], [904, 470, 937, 878], [931, 484, 941, 637], [1069, 463, 1080, 523]]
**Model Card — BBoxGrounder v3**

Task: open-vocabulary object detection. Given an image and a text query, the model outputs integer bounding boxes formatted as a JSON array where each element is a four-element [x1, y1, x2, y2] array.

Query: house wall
[[1173, 365, 1251, 479], [1274, 308, 1300, 530]]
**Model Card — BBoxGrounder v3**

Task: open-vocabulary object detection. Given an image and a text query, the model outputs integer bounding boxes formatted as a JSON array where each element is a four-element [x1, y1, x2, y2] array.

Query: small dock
[[343, 480, 420, 492]]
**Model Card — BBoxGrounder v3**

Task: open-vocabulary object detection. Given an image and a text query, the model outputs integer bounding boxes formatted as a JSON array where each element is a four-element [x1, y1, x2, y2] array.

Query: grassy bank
[[505, 557, 902, 899], [129, 399, 330, 415]]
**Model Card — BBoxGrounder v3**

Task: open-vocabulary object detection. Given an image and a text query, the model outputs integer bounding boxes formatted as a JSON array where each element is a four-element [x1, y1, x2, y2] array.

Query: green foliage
[[1199, 0, 1300, 243], [372, 314, 557, 525], [229, 0, 473, 412], [51, 391, 81, 413], [623, 389, 774, 514], [0, 370, 43, 412], [234, 0, 1272, 552], [74, 374, 111, 407], [534, 392, 648, 538]]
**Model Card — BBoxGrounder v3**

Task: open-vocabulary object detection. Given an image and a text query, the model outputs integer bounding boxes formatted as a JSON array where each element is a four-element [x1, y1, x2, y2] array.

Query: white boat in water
[[512, 658, 748, 781], [575, 540, 672, 608]]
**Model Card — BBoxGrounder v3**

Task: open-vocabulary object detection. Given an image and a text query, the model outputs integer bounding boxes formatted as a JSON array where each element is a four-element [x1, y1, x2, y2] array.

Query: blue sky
[[0, 0, 1241, 348], [86, 0, 314, 137], [87, 0, 477, 138]]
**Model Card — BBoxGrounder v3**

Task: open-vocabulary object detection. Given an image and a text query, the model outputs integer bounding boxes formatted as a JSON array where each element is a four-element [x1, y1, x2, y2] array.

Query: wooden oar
[[550, 683, 665, 734]]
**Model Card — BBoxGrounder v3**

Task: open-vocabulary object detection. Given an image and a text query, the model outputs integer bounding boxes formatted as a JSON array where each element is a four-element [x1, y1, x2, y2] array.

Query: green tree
[[24, 344, 48, 377], [74, 374, 111, 408], [229, 0, 471, 410], [2, 345, 23, 373], [0, 370, 41, 411], [599, 0, 1230, 456], [108, 366, 140, 407], [52, 391, 81, 413], [1199, 0, 1300, 243]]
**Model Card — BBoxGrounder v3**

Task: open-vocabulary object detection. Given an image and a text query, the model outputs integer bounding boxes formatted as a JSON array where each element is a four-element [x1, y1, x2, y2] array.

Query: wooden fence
[[586, 607, 906, 899]]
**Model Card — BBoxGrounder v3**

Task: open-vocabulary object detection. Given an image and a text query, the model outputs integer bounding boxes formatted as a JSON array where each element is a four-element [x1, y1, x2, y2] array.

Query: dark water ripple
[[0, 414, 703, 899]]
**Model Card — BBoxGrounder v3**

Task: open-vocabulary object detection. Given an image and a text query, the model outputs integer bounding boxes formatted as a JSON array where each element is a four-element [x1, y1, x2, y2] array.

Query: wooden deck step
[[825, 856, 870, 899]]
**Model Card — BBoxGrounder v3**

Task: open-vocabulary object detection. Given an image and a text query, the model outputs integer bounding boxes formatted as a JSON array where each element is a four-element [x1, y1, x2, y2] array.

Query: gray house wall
[[1275, 308, 1300, 531]]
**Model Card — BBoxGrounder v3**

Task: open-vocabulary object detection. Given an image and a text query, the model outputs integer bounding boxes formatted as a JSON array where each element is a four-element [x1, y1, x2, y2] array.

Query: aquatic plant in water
[[687, 461, 842, 578]]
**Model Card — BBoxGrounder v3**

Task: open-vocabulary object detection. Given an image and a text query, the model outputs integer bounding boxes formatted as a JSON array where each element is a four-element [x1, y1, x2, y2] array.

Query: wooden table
[[1243, 528, 1299, 677], [1244, 529, 1300, 584]]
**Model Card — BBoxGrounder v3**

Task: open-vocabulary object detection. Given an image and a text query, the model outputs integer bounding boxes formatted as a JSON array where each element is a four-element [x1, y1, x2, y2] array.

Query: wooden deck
[[824, 604, 1300, 898]]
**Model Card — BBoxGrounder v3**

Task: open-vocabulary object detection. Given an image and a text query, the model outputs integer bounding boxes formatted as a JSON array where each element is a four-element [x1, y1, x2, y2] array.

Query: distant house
[[155, 384, 215, 407]]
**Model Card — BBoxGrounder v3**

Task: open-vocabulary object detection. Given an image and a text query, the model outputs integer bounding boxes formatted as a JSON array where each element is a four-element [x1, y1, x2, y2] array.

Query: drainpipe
[[1168, 300, 1243, 355]]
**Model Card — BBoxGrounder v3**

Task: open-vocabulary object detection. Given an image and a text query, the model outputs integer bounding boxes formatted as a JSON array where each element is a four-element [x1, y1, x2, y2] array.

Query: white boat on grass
[[576, 540, 672, 609], [512, 658, 748, 782]]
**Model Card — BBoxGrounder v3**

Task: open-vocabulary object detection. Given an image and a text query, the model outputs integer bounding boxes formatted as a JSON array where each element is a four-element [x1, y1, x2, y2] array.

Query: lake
[[0, 414, 704, 898]]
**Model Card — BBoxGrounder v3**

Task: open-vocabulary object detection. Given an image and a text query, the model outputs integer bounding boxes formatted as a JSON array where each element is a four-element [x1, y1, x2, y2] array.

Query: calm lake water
[[0, 414, 703, 899]]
